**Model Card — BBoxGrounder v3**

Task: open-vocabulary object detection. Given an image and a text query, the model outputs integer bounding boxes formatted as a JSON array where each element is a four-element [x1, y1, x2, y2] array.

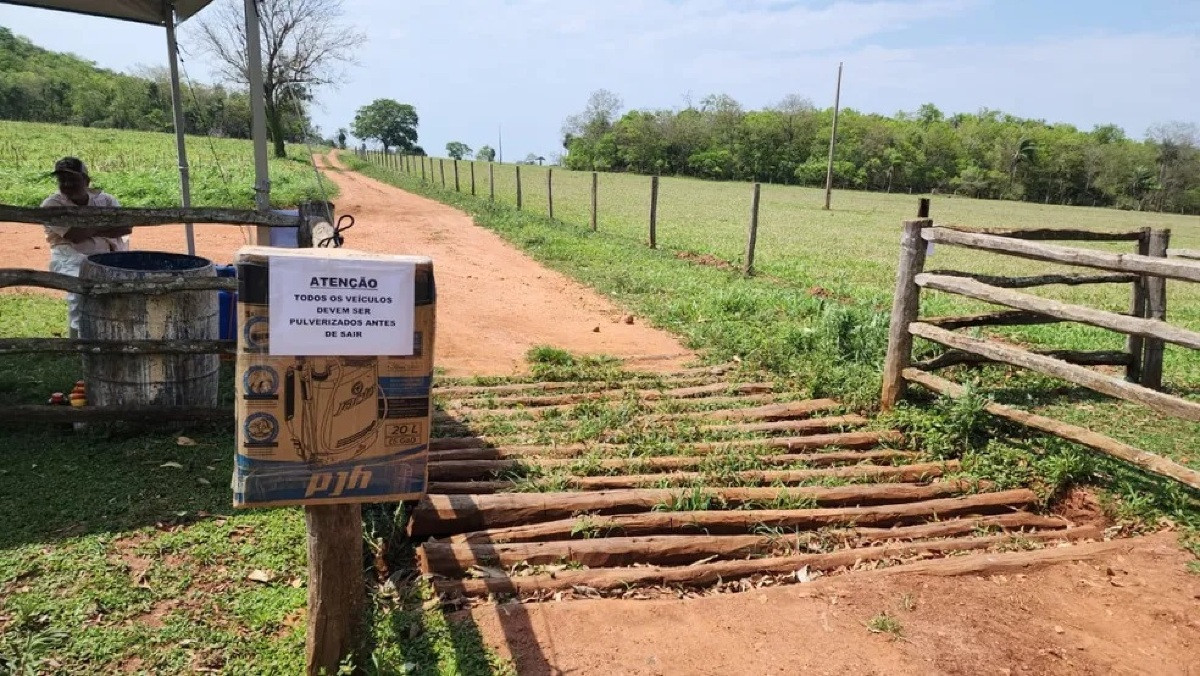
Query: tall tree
[[476, 145, 496, 162], [351, 99, 418, 153], [195, 0, 364, 158], [445, 141, 472, 159]]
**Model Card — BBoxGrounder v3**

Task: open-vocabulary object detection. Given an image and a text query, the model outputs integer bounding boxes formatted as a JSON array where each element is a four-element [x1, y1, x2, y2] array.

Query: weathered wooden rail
[[0, 203, 312, 424], [882, 216, 1200, 490]]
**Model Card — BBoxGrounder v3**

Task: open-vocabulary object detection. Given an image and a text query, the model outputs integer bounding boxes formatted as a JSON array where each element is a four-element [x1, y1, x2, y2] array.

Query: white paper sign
[[268, 256, 415, 356]]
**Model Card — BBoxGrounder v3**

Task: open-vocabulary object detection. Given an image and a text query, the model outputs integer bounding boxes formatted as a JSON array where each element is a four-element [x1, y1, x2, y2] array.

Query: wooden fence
[[881, 218, 1200, 490], [0, 204, 307, 424], [356, 149, 770, 275]]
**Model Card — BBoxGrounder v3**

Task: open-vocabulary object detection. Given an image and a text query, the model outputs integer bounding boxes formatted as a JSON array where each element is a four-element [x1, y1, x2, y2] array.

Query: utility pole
[[823, 62, 843, 211]]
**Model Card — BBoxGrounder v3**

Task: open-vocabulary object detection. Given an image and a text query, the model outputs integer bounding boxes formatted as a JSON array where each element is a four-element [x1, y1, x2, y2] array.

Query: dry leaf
[[247, 569, 275, 584], [176, 436, 197, 447], [160, 462, 184, 469]]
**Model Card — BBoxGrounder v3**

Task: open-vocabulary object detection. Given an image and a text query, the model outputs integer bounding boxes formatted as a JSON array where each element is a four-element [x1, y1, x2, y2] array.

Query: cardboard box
[[231, 246, 435, 508]]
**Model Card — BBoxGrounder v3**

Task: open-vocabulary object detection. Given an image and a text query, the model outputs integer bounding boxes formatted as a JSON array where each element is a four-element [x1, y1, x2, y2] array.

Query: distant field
[[382, 155, 1200, 467], [0, 120, 334, 208]]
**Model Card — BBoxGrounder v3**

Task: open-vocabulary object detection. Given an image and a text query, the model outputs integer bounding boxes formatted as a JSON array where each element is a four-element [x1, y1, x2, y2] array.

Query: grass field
[[386, 154, 1200, 470], [0, 120, 336, 208]]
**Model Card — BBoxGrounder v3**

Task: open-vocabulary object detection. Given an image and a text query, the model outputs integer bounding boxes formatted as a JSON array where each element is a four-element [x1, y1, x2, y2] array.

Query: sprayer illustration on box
[[284, 356, 387, 465]]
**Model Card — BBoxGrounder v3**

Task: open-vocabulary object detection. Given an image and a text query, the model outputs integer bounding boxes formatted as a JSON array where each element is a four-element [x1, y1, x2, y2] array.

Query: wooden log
[[923, 310, 1065, 330], [922, 227, 1200, 283], [653, 398, 841, 423], [429, 436, 490, 451], [455, 381, 773, 409], [443, 392, 785, 420], [903, 367, 1200, 491], [649, 176, 659, 249], [427, 430, 900, 461], [433, 370, 729, 398], [305, 504, 364, 675], [743, 183, 761, 276], [915, 273, 1200, 351], [0, 337, 235, 356], [917, 349, 1130, 371], [441, 489, 1037, 544], [0, 268, 237, 295], [881, 219, 931, 409], [418, 511, 1065, 576], [0, 204, 298, 229], [432, 526, 1100, 597], [428, 450, 919, 482], [861, 537, 1129, 579], [590, 172, 598, 231], [1168, 248, 1200, 261], [924, 269, 1137, 289], [1127, 228, 1152, 383], [407, 480, 978, 536], [937, 226, 1145, 241], [698, 414, 867, 436], [429, 460, 957, 494], [909, 322, 1200, 422], [1141, 229, 1170, 390]]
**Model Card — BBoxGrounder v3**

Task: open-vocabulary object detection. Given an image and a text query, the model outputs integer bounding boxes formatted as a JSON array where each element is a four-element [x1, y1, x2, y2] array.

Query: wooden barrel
[[79, 251, 219, 408]]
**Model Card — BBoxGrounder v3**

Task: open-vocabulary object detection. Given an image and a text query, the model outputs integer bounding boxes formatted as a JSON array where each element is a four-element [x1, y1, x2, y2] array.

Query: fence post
[[1142, 228, 1171, 389], [516, 165, 523, 210], [470, 162, 476, 196], [489, 163, 495, 201], [420, 156, 426, 182], [1126, 227, 1152, 383], [590, 172, 598, 232], [453, 160, 460, 192], [880, 218, 932, 410], [547, 168, 554, 220], [649, 175, 659, 249], [743, 183, 761, 276], [439, 160, 446, 189]]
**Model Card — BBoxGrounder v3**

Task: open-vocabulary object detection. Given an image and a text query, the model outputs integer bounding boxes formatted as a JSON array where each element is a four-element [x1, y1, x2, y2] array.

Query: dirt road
[[0, 152, 691, 375], [467, 531, 1200, 675]]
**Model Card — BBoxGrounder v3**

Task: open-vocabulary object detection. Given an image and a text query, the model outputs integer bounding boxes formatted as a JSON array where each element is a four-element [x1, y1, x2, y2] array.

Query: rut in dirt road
[[319, 151, 692, 377]]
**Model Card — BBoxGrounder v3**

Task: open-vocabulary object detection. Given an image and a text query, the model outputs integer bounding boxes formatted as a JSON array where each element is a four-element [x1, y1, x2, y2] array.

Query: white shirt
[[41, 190, 128, 254]]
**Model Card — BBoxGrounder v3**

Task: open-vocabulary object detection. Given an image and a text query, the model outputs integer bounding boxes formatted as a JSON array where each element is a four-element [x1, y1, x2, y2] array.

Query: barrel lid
[[84, 251, 214, 276]]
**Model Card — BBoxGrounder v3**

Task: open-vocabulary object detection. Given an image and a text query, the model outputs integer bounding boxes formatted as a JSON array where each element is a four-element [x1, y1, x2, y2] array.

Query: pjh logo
[[305, 465, 372, 497]]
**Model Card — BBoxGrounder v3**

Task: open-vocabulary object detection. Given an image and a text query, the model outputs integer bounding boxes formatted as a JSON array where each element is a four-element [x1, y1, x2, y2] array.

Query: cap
[[52, 157, 88, 179]]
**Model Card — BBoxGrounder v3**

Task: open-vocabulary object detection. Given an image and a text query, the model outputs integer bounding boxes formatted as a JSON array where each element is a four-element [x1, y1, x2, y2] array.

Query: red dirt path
[[467, 532, 1200, 675]]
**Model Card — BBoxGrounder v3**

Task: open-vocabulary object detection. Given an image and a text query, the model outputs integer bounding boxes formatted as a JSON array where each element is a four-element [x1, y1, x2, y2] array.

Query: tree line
[[562, 90, 1200, 214], [0, 27, 314, 143]]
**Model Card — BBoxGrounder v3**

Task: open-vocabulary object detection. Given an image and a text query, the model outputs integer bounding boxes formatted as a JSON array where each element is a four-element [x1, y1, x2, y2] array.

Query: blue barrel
[[215, 264, 238, 341]]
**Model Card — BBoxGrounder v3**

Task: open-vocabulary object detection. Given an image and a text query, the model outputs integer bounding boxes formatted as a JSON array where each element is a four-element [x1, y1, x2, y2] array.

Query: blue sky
[[1, 0, 1197, 160]]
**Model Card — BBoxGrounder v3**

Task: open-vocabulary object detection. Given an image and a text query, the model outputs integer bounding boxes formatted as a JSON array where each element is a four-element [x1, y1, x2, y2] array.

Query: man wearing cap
[[41, 157, 131, 337]]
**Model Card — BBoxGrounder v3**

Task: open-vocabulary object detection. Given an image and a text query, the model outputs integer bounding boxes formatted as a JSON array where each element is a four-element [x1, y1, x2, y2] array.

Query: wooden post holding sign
[[233, 247, 436, 675]]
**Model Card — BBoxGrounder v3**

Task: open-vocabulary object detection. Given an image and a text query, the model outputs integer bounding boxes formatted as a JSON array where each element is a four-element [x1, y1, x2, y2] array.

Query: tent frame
[[1, 0, 272, 250]]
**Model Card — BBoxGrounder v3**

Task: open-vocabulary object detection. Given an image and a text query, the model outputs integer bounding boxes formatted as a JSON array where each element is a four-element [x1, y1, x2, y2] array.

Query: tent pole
[[163, 3, 196, 256], [243, 0, 272, 244]]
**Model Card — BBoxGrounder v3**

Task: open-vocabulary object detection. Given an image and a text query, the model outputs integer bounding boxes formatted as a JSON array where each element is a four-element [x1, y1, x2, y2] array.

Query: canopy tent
[[2, 0, 213, 24], [0, 0, 273, 251]]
